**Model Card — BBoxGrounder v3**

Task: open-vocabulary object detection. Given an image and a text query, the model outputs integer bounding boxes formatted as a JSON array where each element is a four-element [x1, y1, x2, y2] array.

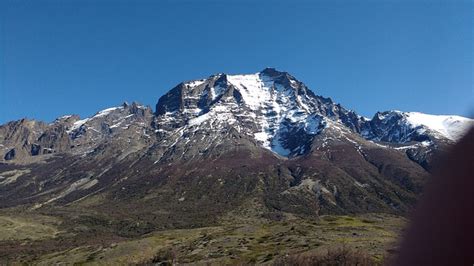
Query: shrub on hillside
[[273, 246, 376, 266]]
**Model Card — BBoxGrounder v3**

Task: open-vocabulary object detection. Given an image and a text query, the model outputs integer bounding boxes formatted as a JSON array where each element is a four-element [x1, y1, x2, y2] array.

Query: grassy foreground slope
[[0, 210, 405, 265]]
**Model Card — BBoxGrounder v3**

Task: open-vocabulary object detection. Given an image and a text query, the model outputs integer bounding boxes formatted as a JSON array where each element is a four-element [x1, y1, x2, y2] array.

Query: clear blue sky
[[1, 0, 472, 124]]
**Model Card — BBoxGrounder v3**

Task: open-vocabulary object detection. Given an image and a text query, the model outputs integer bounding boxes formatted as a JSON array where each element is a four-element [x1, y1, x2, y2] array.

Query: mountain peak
[[153, 69, 355, 157], [259, 67, 285, 77]]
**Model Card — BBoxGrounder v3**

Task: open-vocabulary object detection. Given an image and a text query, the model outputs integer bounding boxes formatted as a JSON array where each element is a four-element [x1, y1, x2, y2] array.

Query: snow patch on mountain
[[184, 80, 205, 88], [226, 72, 324, 156], [66, 106, 125, 133], [94, 107, 123, 118], [210, 83, 226, 101], [404, 112, 473, 141], [67, 118, 91, 133], [226, 73, 279, 110], [65, 104, 151, 138]]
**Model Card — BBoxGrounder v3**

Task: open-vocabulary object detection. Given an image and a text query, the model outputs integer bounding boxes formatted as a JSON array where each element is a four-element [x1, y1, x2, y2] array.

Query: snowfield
[[405, 112, 473, 141]]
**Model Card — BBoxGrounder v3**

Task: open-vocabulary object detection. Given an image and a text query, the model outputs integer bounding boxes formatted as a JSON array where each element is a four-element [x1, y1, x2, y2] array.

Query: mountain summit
[[0, 69, 472, 229], [154, 68, 356, 158]]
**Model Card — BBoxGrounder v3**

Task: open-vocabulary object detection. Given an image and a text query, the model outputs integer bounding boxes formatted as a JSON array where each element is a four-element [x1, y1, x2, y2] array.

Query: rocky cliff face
[[0, 68, 472, 230], [1, 102, 154, 162]]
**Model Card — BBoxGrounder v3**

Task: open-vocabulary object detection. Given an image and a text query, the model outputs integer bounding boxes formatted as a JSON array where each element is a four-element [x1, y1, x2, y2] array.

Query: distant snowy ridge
[[404, 112, 473, 141], [365, 110, 473, 143]]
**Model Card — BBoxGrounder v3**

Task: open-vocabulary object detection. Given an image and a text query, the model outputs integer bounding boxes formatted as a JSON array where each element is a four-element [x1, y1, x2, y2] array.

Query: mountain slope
[[0, 68, 472, 232]]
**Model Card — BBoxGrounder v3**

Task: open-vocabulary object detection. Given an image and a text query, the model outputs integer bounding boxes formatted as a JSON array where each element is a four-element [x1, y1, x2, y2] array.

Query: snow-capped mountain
[[152, 68, 364, 158], [146, 68, 471, 162], [0, 68, 472, 227], [4, 68, 469, 163]]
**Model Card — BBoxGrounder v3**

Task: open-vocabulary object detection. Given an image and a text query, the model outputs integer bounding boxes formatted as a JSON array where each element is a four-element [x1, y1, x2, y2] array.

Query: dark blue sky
[[1, 0, 472, 123]]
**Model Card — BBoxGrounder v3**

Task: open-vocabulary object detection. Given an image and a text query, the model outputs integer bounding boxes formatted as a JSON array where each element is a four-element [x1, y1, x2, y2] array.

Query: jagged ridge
[[1, 68, 472, 162]]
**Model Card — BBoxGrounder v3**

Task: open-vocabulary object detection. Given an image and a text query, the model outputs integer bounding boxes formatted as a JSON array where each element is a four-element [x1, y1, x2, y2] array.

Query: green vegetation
[[0, 215, 60, 241], [0, 212, 405, 264], [273, 246, 377, 265]]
